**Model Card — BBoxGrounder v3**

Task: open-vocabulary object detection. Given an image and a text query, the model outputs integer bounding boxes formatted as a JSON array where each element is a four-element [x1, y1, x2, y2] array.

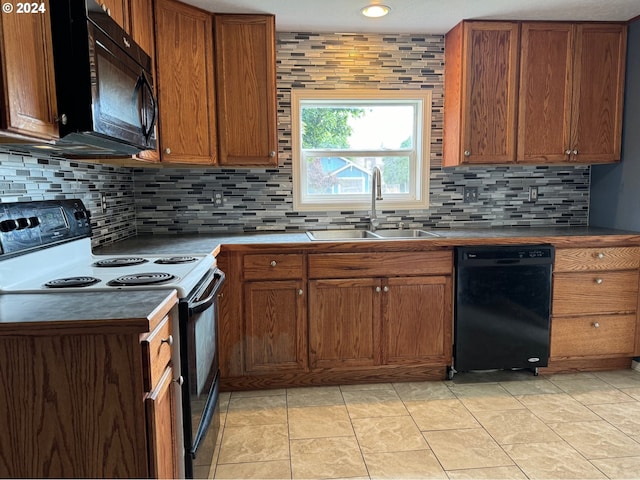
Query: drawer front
[[308, 250, 453, 279], [554, 247, 640, 272], [141, 315, 173, 392], [553, 271, 639, 316], [243, 254, 304, 280], [551, 314, 637, 357]]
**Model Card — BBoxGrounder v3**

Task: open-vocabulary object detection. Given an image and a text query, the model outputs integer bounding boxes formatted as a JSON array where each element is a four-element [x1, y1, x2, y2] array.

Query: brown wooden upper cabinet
[[444, 21, 520, 166], [0, 0, 59, 142], [518, 23, 627, 164], [444, 20, 627, 167], [214, 15, 278, 166], [154, 0, 217, 164]]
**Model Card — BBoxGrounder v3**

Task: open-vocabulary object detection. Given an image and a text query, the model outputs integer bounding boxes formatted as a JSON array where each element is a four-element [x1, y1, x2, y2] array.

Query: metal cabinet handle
[[297, 289, 303, 296], [270, 260, 277, 267], [269, 151, 276, 158], [375, 286, 381, 293], [565, 149, 572, 155], [161, 335, 173, 346], [595, 278, 603, 284], [164, 148, 171, 154], [383, 286, 389, 292], [174, 376, 184, 386], [592, 322, 600, 328], [597, 252, 605, 259], [573, 149, 578, 155], [464, 150, 471, 157]]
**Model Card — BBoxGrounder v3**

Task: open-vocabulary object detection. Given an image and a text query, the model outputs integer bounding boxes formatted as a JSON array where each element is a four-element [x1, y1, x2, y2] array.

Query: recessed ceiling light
[[361, 4, 390, 18]]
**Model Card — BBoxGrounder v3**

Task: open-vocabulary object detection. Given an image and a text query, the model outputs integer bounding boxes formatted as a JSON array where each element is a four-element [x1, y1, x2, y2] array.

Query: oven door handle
[[188, 270, 226, 315]]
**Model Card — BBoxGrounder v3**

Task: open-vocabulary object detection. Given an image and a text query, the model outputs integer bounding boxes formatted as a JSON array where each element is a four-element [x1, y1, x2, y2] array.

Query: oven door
[[179, 268, 225, 479]]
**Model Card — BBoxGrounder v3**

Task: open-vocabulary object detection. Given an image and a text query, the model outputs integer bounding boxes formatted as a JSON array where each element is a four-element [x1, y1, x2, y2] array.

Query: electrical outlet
[[213, 192, 224, 207], [529, 186, 539, 202], [463, 186, 478, 204]]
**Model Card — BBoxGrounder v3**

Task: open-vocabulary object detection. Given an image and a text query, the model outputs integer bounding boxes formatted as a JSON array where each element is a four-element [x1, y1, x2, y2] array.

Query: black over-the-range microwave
[[48, 1, 157, 155]]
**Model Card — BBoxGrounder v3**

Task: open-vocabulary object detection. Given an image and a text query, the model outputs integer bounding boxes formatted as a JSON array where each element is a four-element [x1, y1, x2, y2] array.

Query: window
[[292, 90, 431, 211]]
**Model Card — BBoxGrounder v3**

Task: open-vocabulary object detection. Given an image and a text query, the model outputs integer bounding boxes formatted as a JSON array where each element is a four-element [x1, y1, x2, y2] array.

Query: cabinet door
[[308, 278, 381, 369], [146, 366, 179, 479], [382, 276, 452, 365], [155, 0, 217, 164], [214, 15, 278, 166], [95, 0, 130, 31], [517, 23, 573, 163], [0, 0, 58, 140], [244, 280, 307, 374], [461, 22, 519, 164], [570, 23, 626, 163]]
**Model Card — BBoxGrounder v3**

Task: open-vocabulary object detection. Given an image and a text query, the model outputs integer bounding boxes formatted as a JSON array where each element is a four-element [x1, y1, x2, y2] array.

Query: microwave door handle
[[138, 72, 158, 142], [188, 271, 226, 315], [134, 74, 148, 138], [142, 72, 158, 142]]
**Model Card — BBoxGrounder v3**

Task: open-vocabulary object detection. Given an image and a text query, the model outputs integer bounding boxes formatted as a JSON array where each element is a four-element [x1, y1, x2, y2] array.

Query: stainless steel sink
[[374, 229, 440, 238], [306, 230, 382, 241], [306, 229, 441, 240]]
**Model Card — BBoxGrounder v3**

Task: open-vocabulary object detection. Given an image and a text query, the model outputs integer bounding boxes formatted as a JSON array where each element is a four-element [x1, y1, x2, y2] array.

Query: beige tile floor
[[210, 369, 640, 479]]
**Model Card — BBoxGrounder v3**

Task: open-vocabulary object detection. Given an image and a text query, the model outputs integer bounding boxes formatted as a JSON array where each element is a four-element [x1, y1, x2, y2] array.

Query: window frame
[[291, 89, 432, 212]]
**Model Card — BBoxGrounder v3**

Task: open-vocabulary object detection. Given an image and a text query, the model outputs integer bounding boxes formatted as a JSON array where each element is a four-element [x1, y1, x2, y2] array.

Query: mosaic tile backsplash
[[1, 32, 590, 245]]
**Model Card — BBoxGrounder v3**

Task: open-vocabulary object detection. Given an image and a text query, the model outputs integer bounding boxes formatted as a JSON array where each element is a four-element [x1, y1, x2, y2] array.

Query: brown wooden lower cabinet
[[244, 279, 307, 374], [547, 246, 640, 372], [220, 249, 454, 390], [0, 298, 180, 478]]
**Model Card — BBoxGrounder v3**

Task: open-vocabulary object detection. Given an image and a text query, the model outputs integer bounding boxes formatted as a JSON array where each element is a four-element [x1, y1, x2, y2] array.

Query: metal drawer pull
[[595, 278, 603, 284], [270, 260, 277, 267], [592, 322, 600, 328], [161, 335, 173, 346], [597, 252, 605, 259]]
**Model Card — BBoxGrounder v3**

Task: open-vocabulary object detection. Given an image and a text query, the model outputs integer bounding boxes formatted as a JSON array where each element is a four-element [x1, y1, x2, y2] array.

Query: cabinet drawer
[[552, 271, 639, 316], [243, 254, 304, 280], [554, 247, 640, 272], [308, 250, 453, 279], [141, 315, 173, 392], [551, 314, 637, 357]]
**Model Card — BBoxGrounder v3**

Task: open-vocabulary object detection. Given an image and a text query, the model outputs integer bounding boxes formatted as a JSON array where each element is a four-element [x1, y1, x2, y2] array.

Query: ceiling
[[182, 0, 640, 35]]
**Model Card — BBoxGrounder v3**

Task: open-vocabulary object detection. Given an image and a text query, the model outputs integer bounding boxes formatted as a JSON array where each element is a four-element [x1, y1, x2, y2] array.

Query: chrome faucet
[[369, 166, 383, 231]]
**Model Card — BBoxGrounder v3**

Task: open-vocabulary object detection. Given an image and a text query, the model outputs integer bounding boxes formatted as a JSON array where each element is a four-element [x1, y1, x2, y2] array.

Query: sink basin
[[374, 229, 440, 238], [306, 230, 381, 241]]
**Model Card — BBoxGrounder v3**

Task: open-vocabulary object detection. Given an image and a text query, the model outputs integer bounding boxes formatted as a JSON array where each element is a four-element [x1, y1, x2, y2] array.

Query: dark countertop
[[0, 289, 177, 334], [93, 226, 640, 256]]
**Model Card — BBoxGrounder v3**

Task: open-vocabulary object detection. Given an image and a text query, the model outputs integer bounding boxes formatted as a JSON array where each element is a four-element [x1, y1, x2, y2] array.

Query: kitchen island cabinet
[[0, 0, 59, 143], [0, 290, 181, 478]]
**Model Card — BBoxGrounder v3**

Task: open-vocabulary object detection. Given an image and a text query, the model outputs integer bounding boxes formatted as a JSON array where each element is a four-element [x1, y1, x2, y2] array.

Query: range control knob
[[27, 216, 40, 228], [0, 219, 19, 232]]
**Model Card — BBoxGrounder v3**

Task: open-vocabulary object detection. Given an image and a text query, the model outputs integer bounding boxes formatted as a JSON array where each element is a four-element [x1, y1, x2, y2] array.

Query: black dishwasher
[[453, 245, 554, 377]]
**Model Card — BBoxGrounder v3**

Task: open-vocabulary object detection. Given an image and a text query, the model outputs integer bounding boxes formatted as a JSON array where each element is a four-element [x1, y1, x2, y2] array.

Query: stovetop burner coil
[[154, 256, 198, 264], [107, 272, 176, 286], [44, 277, 101, 288], [93, 257, 149, 267]]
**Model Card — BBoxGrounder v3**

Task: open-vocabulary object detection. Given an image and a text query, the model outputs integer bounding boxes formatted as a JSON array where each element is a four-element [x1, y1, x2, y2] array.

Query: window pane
[[304, 156, 410, 196], [301, 105, 414, 150]]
